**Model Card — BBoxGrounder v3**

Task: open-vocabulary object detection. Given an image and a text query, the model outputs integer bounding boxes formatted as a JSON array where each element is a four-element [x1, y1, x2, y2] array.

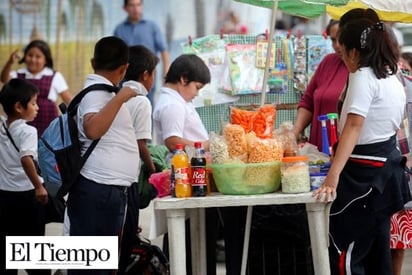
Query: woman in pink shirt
[[294, 19, 348, 151]]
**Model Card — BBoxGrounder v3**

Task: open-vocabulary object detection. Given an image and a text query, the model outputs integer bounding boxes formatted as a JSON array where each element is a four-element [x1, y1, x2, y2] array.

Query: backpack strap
[[66, 83, 119, 116], [66, 83, 119, 164], [3, 123, 19, 152]]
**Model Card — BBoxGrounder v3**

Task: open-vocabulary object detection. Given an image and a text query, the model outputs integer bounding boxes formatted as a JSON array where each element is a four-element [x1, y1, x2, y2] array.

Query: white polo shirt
[[153, 87, 208, 145], [77, 74, 140, 187], [339, 67, 405, 145], [0, 117, 41, 191]]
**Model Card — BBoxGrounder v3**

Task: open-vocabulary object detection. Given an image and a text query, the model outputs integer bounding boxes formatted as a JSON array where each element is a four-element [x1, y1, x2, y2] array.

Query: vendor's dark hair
[[0, 79, 39, 115], [92, 36, 129, 71], [165, 54, 211, 85], [19, 40, 54, 69], [402, 52, 412, 68], [339, 8, 379, 27], [339, 18, 399, 79], [326, 19, 339, 36]]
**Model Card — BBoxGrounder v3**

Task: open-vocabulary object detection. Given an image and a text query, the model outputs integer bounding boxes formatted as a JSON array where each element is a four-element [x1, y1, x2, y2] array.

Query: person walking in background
[[0, 79, 49, 275], [114, 0, 170, 106], [291, 16, 320, 36], [390, 51, 412, 275], [0, 40, 72, 136], [66, 36, 141, 275], [118, 45, 159, 275], [221, 11, 248, 35], [314, 11, 411, 274]]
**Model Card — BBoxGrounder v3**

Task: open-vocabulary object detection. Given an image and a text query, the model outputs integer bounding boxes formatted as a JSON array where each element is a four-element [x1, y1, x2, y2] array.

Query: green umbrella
[[235, 0, 349, 18]]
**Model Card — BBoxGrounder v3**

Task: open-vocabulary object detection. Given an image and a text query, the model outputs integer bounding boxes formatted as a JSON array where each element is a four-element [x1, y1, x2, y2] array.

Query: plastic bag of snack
[[277, 121, 299, 157], [230, 106, 256, 133], [209, 132, 230, 164], [223, 123, 248, 162], [253, 104, 276, 139], [247, 135, 283, 163]]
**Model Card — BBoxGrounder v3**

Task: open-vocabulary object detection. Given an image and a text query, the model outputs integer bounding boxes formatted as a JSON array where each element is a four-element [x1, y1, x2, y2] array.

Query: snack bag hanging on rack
[[226, 44, 265, 95]]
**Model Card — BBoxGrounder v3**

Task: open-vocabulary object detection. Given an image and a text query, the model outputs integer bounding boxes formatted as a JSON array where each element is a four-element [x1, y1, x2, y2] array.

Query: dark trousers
[[118, 182, 140, 275], [0, 189, 49, 275], [329, 217, 392, 275], [67, 175, 128, 275], [220, 206, 247, 275]]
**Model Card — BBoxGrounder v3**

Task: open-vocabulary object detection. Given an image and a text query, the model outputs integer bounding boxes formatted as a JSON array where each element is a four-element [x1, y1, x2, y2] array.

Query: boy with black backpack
[[66, 36, 141, 275]]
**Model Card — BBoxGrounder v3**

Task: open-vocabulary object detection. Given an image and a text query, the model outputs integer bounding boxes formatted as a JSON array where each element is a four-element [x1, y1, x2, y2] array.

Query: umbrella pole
[[260, 0, 279, 107]]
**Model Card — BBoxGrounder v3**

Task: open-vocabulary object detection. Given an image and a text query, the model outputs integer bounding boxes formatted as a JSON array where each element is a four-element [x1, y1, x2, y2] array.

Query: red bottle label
[[175, 167, 190, 184], [191, 166, 206, 186]]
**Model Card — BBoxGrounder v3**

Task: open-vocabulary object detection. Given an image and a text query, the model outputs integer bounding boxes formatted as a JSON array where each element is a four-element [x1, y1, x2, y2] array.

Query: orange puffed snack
[[253, 105, 276, 139], [230, 107, 256, 133]]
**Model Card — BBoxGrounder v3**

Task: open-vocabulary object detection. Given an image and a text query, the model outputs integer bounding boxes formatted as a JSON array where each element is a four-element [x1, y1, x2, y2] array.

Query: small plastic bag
[[148, 171, 171, 198]]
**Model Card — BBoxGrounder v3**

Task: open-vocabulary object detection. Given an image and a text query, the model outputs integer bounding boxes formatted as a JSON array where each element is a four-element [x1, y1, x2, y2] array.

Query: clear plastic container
[[281, 156, 310, 193]]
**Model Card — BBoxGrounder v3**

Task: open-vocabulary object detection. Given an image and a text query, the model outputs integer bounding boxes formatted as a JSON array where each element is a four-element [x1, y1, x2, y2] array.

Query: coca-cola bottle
[[191, 142, 207, 197]]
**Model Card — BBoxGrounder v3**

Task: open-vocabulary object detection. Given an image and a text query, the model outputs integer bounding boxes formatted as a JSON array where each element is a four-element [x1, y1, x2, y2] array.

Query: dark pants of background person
[[329, 217, 392, 275], [163, 207, 218, 275], [118, 182, 139, 275], [220, 206, 247, 275], [0, 189, 50, 275], [67, 175, 128, 275]]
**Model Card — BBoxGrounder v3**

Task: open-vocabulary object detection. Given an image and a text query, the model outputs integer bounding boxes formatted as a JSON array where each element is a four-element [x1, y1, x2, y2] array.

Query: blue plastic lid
[[310, 172, 327, 176]]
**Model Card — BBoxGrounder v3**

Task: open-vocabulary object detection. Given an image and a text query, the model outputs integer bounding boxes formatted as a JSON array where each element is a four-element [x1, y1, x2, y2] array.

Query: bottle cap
[[176, 144, 184, 150], [327, 113, 338, 120], [194, 142, 202, 148], [318, 115, 328, 121]]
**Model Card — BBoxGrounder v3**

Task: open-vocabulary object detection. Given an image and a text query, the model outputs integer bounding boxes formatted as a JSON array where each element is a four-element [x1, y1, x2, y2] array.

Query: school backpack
[[125, 236, 170, 275], [38, 83, 119, 198]]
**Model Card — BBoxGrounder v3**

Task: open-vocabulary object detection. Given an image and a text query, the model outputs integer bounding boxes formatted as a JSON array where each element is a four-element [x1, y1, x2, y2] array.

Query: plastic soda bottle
[[172, 144, 192, 198], [191, 142, 207, 197], [170, 164, 176, 197]]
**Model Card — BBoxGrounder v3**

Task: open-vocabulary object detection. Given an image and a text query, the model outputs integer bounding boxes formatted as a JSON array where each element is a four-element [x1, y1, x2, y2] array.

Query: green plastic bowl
[[210, 161, 281, 195]]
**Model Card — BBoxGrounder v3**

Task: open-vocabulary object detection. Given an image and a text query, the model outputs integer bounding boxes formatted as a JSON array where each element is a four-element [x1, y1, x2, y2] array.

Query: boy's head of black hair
[[124, 45, 159, 82], [19, 39, 54, 69], [92, 36, 129, 71], [165, 54, 211, 85], [0, 79, 39, 115]]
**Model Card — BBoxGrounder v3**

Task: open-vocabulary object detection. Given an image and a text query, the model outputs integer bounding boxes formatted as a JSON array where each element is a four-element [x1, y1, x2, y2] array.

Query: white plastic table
[[153, 192, 331, 275]]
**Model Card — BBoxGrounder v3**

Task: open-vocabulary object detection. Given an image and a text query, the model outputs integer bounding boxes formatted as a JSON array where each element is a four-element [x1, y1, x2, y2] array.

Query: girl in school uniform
[[1, 39, 72, 136]]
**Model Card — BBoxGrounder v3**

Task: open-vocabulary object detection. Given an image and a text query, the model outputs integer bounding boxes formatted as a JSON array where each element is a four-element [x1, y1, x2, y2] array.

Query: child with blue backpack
[[0, 78, 49, 275]]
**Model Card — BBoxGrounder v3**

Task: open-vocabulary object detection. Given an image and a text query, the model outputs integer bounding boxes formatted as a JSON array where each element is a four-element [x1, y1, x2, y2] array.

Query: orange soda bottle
[[172, 144, 192, 198]]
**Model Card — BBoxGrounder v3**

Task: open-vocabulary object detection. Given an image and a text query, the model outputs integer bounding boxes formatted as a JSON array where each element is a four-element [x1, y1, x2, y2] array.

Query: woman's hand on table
[[312, 173, 338, 202]]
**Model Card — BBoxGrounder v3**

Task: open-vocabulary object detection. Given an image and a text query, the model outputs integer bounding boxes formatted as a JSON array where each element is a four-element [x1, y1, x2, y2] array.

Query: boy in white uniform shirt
[[152, 54, 215, 275], [118, 45, 159, 274], [153, 54, 210, 152], [0, 79, 49, 275], [66, 36, 140, 275]]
